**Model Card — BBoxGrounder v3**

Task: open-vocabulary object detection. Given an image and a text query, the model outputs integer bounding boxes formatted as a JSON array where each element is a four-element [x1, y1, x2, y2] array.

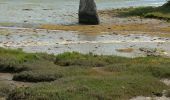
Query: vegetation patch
[[0, 48, 169, 99], [116, 48, 134, 53], [7, 75, 167, 100], [0, 83, 12, 98], [13, 71, 62, 82], [0, 47, 55, 73], [55, 52, 128, 67], [116, 3, 170, 21]]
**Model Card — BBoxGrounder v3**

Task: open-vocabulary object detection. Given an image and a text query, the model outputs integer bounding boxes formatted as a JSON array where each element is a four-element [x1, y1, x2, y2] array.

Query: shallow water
[[0, 28, 169, 57], [0, 0, 167, 25]]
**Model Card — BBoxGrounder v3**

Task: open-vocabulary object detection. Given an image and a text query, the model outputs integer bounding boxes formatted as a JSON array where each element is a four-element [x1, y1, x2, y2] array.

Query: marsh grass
[[116, 4, 170, 21], [7, 75, 167, 100], [13, 70, 63, 82], [0, 48, 170, 99], [0, 47, 55, 73], [0, 83, 12, 98]]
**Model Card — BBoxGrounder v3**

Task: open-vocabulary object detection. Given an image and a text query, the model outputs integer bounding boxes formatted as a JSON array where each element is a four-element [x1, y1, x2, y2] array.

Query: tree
[[164, 0, 170, 6]]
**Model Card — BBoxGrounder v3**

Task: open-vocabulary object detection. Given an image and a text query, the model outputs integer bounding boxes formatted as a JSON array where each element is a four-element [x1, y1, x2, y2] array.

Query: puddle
[[0, 27, 169, 57]]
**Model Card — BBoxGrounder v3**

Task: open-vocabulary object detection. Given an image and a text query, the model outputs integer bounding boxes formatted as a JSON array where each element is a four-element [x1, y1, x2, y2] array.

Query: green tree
[[165, 0, 170, 6]]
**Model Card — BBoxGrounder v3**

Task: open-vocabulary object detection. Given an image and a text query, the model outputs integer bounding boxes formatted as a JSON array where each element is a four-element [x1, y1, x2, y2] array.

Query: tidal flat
[[0, 0, 170, 100]]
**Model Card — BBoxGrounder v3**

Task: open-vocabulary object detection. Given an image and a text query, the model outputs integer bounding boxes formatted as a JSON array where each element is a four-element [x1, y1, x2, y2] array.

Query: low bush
[[13, 71, 62, 82], [0, 56, 29, 73]]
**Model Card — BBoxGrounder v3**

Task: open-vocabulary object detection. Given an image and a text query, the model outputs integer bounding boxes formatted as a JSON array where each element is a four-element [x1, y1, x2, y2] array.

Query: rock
[[22, 8, 33, 11], [152, 92, 163, 97], [139, 48, 167, 57], [79, 0, 100, 25]]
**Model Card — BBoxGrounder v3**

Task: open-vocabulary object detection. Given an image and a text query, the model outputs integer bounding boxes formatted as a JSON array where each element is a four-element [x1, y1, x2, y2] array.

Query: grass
[[0, 22, 15, 27], [0, 47, 55, 73], [13, 70, 62, 82], [115, 3, 170, 21], [7, 75, 167, 100], [0, 48, 169, 99], [55, 52, 118, 67], [0, 83, 12, 98]]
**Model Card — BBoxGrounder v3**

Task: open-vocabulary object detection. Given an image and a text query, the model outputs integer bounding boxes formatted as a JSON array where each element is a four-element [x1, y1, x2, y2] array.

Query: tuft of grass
[[13, 71, 63, 82], [55, 52, 129, 67]]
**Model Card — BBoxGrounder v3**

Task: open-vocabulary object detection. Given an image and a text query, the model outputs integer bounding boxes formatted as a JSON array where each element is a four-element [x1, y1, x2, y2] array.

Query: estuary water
[[0, 0, 167, 25]]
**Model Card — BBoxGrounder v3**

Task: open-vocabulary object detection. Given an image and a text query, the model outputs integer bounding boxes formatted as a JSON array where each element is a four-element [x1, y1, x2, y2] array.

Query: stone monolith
[[79, 0, 100, 25]]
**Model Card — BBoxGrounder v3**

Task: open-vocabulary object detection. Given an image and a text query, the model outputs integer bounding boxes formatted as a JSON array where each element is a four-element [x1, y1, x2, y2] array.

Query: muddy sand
[[0, 10, 170, 58]]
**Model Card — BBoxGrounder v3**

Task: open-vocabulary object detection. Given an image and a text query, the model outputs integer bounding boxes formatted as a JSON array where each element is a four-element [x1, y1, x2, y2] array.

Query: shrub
[[13, 71, 62, 82], [0, 56, 29, 73]]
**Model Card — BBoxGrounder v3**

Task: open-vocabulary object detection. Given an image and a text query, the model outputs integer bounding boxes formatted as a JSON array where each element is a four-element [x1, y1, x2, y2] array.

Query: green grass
[[116, 3, 170, 21], [13, 70, 62, 82], [0, 48, 169, 99], [7, 75, 167, 100], [0, 47, 55, 73], [55, 52, 129, 67]]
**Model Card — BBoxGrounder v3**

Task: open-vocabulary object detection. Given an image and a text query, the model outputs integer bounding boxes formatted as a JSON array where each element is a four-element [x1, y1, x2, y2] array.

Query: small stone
[[22, 8, 33, 11], [152, 92, 163, 97]]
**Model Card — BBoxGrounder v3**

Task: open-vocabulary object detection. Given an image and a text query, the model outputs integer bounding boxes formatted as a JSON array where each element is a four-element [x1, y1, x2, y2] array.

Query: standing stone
[[79, 0, 100, 25]]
